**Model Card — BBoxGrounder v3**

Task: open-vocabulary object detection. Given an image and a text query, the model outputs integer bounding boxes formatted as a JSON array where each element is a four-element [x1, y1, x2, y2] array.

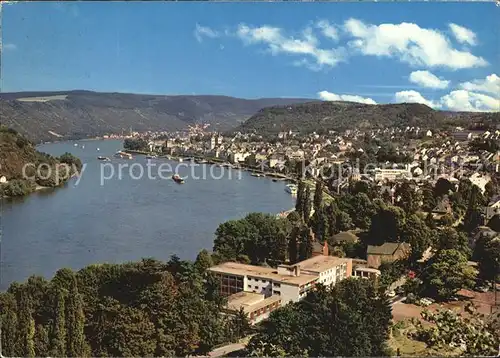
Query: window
[[274, 290, 281, 295], [248, 285, 252, 288], [255, 286, 258, 289], [274, 283, 281, 288]]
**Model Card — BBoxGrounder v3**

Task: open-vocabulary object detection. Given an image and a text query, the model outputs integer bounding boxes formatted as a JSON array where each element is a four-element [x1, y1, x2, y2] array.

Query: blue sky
[[1, 1, 499, 111]]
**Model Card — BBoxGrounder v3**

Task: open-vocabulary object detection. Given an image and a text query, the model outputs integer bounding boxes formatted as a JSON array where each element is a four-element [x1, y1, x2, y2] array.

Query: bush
[[58, 152, 83, 172], [1, 179, 34, 197]]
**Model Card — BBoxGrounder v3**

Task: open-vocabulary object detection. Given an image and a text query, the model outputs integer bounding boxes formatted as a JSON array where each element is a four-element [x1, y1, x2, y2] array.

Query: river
[[0, 140, 295, 290]]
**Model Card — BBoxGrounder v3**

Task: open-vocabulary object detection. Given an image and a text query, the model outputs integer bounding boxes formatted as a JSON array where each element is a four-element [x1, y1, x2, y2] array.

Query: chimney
[[294, 265, 301, 277]]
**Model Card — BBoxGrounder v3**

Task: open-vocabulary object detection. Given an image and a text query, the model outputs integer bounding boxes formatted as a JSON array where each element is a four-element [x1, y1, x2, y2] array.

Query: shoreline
[[1, 172, 79, 199], [123, 149, 297, 183]]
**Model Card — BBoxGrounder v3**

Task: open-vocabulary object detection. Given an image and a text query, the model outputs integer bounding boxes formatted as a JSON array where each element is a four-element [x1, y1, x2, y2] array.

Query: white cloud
[[2, 43, 17, 51], [394, 90, 438, 108], [344, 18, 487, 70], [409, 70, 449, 89], [459, 74, 500, 95], [448, 23, 477, 46], [440, 90, 499, 112], [235, 24, 346, 70], [316, 20, 339, 41], [393, 88, 499, 112], [318, 90, 377, 104], [194, 24, 220, 43]]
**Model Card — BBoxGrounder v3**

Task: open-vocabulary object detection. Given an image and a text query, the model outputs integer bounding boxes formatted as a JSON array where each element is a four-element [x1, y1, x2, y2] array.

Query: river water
[[0, 140, 294, 290]]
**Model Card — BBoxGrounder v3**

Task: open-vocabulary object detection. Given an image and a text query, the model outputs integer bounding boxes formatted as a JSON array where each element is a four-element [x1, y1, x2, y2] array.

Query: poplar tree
[[66, 275, 88, 357], [50, 288, 67, 357], [295, 180, 305, 218], [298, 226, 314, 261], [287, 226, 300, 264], [313, 180, 324, 212], [17, 290, 35, 357], [303, 185, 312, 221], [34, 324, 50, 357], [1, 294, 19, 357]]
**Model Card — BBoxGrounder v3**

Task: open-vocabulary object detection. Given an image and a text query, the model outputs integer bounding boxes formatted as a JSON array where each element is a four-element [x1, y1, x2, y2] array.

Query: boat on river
[[172, 174, 185, 184], [146, 154, 157, 159], [285, 184, 298, 195], [97, 156, 111, 161], [114, 151, 133, 159]]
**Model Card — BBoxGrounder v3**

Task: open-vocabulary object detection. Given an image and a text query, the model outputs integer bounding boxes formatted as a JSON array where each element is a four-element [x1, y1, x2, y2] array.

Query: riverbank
[[122, 149, 297, 183], [1, 172, 79, 199]]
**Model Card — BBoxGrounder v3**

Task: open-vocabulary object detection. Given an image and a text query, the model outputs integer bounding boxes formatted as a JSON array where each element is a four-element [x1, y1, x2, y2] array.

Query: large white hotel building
[[208, 255, 352, 324]]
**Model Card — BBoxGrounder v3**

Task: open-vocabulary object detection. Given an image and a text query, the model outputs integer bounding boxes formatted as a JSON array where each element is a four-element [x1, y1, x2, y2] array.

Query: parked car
[[417, 298, 433, 306]]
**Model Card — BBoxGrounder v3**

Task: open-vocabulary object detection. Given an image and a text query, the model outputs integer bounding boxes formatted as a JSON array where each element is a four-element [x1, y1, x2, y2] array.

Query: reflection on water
[[1, 139, 295, 290]]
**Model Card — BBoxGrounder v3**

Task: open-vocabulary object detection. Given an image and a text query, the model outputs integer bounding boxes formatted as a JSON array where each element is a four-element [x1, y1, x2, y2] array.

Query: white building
[[374, 167, 412, 181], [469, 173, 491, 194], [208, 256, 352, 323], [209, 136, 217, 150], [230, 152, 250, 164]]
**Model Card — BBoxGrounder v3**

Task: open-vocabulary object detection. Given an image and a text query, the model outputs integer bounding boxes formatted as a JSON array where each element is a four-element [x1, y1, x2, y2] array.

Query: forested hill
[[237, 101, 500, 134], [0, 127, 81, 196], [0, 90, 311, 143]]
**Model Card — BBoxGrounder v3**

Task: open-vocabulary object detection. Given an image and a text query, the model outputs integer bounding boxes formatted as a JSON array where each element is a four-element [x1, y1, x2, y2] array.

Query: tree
[[230, 308, 251, 341], [413, 303, 499, 356], [379, 260, 408, 290], [34, 324, 50, 357], [435, 227, 471, 258], [487, 214, 500, 232], [401, 215, 432, 263], [421, 184, 436, 212], [295, 181, 306, 217], [350, 180, 376, 199], [350, 193, 376, 230], [65, 274, 88, 357], [303, 185, 312, 221], [213, 213, 291, 264], [463, 184, 486, 233], [287, 226, 300, 264], [369, 204, 406, 244], [195, 249, 214, 273], [395, 182, 421, 215], [309, 205, 330, 242], [49, 288, 67, 357], [286, 210, 302, 224], [247, 279, 392, 357], [0, 293, 18, 357], [16, 290, 36, 357], [473, 235, 500, 284], [336, 210, 352, 232], [485, 178, 498, 202], [1, 258, 235, 358], [463, 208, 485, 233], [420, 249, 476, 301], [313, 180, 324, 212], [434, 178, 454, 198], [298, 226, 314, 261]]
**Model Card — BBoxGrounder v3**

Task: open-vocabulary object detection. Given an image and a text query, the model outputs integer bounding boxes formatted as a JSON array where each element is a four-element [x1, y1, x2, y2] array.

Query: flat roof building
[[208, 255, 352, 324]]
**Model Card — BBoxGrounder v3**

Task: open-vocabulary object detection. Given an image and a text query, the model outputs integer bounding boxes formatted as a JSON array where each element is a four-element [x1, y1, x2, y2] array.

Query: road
[[207, 342, 246, 357]]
